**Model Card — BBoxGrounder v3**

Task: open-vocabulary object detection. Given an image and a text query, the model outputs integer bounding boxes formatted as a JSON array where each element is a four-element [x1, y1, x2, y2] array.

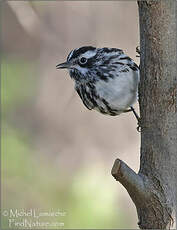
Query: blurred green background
[[1, 1, 140, 229]]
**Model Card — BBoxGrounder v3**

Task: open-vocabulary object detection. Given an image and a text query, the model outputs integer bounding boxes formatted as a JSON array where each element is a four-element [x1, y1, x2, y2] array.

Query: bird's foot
[[136, 46, 140, 57], [136, 118, 141, 132], [129, 106, 141, 132]]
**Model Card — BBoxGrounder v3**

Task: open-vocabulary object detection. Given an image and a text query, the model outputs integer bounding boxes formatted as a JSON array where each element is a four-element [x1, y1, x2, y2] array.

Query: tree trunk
[[112, 1, 177, 229]]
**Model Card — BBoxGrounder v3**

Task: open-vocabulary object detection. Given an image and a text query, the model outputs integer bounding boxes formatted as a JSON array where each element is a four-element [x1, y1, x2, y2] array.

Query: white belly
[[95, 69, 139, 111]]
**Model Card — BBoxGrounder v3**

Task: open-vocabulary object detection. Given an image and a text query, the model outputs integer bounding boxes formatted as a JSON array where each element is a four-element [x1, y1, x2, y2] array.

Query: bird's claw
[[137, 123, 141, 132], [136, 46, 140, 57]]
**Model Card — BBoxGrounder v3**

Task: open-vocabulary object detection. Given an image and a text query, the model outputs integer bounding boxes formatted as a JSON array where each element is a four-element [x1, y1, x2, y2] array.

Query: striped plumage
[[56, 46, 139, 117]]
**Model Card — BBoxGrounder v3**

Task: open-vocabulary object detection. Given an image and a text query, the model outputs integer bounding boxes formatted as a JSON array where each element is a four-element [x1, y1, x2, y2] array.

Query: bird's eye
[[79, 57, 87, 64]]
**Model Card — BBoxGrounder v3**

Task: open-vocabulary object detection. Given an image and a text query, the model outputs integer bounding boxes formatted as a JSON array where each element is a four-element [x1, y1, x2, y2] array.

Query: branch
[[112, 1, 176, 228], [112, 158, 174, 229], [111, 159, 148, 204]]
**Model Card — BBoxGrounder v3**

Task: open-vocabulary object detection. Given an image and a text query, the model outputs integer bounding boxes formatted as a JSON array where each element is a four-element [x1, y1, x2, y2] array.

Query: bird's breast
[[75, 69, 138, 116]]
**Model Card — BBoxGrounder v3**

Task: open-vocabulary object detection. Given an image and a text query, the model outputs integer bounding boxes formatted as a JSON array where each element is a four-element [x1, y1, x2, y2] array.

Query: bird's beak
[[56, 62, 70, 69]]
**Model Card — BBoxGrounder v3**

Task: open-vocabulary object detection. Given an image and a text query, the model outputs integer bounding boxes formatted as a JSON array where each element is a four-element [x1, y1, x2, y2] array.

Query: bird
[[56, 46, 140, 121]]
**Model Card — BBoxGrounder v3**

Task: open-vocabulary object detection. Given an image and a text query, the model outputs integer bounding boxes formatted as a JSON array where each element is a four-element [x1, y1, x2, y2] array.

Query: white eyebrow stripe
[[82, 50, 97, 59], [67, 50, 74, 61]]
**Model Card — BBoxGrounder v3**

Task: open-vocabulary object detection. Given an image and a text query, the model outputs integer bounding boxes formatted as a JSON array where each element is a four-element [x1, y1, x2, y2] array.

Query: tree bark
[[112, 1, 177, 229]]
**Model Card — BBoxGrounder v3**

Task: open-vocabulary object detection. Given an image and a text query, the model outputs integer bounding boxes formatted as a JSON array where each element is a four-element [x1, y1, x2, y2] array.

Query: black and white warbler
[[56, 46, 139, 120]]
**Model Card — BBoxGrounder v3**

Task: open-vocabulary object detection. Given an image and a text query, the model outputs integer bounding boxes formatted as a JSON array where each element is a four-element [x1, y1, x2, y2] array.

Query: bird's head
[[56, 46, 124, 82]]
